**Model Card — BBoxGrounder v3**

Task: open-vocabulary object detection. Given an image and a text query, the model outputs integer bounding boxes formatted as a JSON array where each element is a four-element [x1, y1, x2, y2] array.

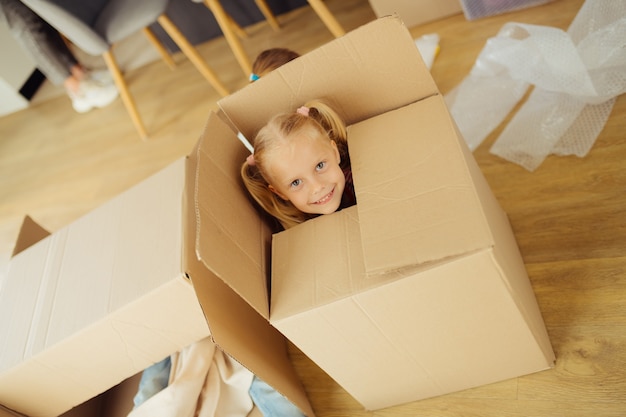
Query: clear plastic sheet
[[445, 0, 626, 171]]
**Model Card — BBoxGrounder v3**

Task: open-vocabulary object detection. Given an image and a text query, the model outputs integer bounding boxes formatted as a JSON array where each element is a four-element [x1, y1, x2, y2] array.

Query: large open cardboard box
[[205, 15, 555, 410], [0, 15, 553, 416]]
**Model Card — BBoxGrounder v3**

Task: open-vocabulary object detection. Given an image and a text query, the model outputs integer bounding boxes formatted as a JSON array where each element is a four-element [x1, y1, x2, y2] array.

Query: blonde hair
[[250, 48, 300, 81], [241, 100, 348, 229]]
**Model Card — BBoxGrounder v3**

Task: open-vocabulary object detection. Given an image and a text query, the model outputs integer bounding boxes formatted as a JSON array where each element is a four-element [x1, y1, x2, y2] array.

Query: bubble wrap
[[445, 0, 626, 171]]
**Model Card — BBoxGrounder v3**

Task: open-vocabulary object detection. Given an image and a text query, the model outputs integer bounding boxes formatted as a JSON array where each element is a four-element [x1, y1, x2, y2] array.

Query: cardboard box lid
[[218, 15, 438, 143], [349, 96, 495, 274]]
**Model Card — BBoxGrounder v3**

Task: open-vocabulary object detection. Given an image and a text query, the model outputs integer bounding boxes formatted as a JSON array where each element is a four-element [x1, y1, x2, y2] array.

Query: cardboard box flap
[[189, 112, 271, 319], [185, 260, 314, 417], [349, 97, 495, 274], [184, 117, 315, 417], [218, 15, 438, 142]]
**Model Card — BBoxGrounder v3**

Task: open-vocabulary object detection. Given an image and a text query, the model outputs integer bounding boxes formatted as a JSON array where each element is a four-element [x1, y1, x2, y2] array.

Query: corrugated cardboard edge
[[183, 122, 315, 417]]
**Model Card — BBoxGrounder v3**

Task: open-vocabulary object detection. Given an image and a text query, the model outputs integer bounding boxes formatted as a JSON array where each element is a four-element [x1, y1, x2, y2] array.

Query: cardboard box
[[0, 161, 207, 416], [270, 100, 556, 409], [369, 0, 463, 28], [0, 158, 313, 416], [208, 15, 555, 410], [1, 219, 145, 417]]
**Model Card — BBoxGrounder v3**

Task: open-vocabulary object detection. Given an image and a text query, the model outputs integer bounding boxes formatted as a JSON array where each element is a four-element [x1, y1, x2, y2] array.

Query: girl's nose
[[310, 177, 324, 194]]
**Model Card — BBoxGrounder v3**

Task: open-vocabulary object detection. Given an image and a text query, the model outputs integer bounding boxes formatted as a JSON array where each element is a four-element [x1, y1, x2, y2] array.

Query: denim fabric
[[132, 357, 303, 416], [249, 376, 305, 417], [133, 356, 172, 408]]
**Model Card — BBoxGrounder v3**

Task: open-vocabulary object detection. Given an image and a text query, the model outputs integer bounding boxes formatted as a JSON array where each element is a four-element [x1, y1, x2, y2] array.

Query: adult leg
[[1, 0, 78, 87], [1, 0, 118, 112], [249, 376, 306, 417]]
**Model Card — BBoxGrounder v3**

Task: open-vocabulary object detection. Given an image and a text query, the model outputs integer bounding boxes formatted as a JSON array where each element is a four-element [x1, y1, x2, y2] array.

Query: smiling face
[[266, 130, 345, 216]]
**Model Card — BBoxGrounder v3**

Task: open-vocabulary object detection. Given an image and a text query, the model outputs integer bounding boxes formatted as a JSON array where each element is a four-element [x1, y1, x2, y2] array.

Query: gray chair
[[21, 0, 229, 139]]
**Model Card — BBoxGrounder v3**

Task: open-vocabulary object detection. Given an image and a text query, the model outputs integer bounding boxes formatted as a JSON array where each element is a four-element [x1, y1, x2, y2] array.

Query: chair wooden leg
[[102, 50, 148, 140], [254, 0, 280, 31], [142, 27, 176, 70], [157, 15, 229, 97], [203, 0, 252, 76], [307, 0, 345, 37]]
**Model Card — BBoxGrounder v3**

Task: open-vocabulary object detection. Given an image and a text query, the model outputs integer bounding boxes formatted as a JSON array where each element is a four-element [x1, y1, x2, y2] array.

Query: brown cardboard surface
[[0, 160, 210, 417], [368, 0, 463, 27]]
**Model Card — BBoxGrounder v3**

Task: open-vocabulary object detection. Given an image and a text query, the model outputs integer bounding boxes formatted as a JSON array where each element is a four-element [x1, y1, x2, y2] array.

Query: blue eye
[[290, 179, 302, 188], [316, 161, 326, 170]]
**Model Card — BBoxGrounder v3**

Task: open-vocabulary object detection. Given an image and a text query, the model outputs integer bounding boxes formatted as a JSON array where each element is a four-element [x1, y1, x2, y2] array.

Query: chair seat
[[21, 0, 229, 138], [95, 0, 169, 44]]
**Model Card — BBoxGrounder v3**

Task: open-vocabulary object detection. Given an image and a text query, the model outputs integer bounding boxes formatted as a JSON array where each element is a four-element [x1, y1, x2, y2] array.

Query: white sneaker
[[68, 79, 119, 114], [88, 69, 114, 85]]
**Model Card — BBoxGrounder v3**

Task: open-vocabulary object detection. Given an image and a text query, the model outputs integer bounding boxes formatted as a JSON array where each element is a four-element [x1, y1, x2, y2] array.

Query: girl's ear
[[269, 184, 288, 200], [330, 140, 341, 164]]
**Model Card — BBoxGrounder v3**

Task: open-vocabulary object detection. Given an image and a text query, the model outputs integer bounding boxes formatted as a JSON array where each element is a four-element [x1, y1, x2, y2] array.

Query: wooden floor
[[1, 0, 625, 415]]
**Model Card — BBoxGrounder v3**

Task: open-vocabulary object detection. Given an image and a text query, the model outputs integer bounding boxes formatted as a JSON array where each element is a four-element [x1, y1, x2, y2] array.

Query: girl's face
[[266, 132, 345, 216]]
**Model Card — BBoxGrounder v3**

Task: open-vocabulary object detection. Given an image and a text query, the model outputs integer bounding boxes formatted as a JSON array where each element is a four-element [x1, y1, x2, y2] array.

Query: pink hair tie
[[296, 106, 310, 117], [246, 154, 256, 166]]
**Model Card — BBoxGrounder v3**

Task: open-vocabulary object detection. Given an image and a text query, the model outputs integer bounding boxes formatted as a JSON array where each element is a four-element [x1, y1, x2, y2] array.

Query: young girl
[[241, 99, 356, 229]]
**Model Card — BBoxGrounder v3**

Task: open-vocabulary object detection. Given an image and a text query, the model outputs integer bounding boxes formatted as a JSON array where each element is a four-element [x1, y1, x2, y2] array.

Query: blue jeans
[[133, 358, 304, 416], [133, 356, 172, 408], [249, 376, 306, 417]]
